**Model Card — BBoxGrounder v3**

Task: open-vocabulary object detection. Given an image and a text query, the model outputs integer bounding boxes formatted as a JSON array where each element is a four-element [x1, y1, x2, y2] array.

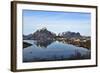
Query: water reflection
[[23, 40, 91, 62], [34, 40, 54, 48]]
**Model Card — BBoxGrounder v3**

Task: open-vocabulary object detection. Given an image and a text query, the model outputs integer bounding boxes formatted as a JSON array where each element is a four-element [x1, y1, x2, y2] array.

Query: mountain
[[32, 27, 56, 42], [23, 34, 33, 40], [23, 27, 82, 40], [59, 31, 81, 38]]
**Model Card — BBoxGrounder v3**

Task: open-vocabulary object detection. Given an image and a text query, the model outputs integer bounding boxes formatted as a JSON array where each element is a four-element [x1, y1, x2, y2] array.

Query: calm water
[[23, 40, 90, 62]]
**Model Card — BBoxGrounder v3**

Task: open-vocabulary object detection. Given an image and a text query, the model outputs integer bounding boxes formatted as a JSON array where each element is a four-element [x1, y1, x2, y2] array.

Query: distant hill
[[59, 31, 81, 38], [23, 34, 33, 40]]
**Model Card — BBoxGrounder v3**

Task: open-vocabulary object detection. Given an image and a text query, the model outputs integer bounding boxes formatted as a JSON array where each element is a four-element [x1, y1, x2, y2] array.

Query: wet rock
[[23, 42, 32, 48]]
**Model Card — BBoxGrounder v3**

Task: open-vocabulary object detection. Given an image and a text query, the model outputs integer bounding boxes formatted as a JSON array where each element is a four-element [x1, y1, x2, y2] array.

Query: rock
[[23, 42, 32, 48], [60, 31, 81, 38], [32, 27, 56, 41]]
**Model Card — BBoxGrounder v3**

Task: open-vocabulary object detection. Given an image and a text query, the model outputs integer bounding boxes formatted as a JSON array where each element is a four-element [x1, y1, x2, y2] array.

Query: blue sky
[[23, 10, 91, 36]]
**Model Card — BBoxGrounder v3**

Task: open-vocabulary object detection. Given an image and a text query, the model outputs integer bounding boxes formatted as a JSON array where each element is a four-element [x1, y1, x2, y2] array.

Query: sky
[[23, 10, 91, 36]]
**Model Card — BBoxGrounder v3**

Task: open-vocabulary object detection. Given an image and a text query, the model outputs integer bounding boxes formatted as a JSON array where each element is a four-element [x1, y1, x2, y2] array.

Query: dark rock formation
[[60, 31, 81, 38], [23, 42, 32, 48], [32, 27, 56, 41]]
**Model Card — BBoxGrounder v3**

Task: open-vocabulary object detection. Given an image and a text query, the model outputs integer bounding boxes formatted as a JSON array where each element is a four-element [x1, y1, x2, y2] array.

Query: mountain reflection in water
[[23, 40, 91, 62], [34, 40, 54, 48]]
